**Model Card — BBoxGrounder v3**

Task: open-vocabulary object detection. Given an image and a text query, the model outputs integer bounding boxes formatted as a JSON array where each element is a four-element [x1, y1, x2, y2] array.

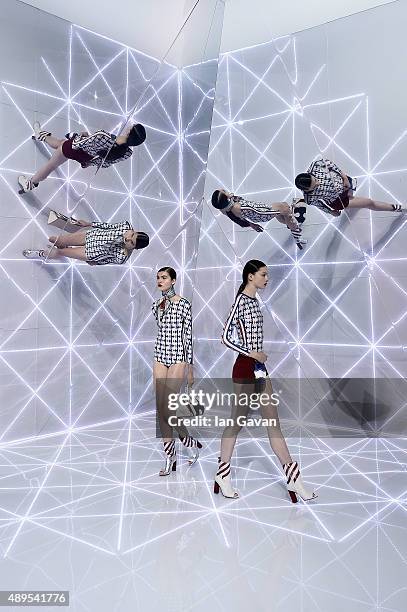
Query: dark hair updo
[[211, 190, 230, 209], [236, 259, 267, 296], [295, 173, 313, 191], [157, 266, 176, 281]]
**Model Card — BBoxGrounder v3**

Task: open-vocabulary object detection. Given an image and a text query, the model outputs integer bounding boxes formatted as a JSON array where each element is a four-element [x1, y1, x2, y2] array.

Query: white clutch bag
[[48, 210, 82, 233]]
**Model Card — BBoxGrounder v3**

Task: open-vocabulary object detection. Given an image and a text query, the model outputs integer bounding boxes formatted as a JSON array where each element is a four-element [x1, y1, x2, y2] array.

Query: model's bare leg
[[274, 203, 305, 247], [41, 135, 66, 150], [214, 382, 250, 498], [272, 202, 297, 230], [154, 362, 190, 448], [154, 361, 172, 444], [46, 246, 87, 261], [261, 378, 292, 465], [31, 144, 67, 183], [49, 232, 87, 248], [165, 363, 189, 440], [154, 361, 188, 476], [348, 196, 405, 212]]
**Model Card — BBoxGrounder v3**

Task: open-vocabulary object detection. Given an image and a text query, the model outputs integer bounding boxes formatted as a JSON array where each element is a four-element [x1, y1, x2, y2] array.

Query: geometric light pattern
[[198, 7, 407, 381], [0, 1, 406, 609], [0, 0, 221, 556]]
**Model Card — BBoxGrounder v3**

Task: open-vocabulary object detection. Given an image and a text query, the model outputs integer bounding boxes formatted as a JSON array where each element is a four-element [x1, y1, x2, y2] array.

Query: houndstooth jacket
[[71, 130, 132, 168], [85, 221, 132, 265], [222, 292, 263, 356], [152, 297, 193, 366]]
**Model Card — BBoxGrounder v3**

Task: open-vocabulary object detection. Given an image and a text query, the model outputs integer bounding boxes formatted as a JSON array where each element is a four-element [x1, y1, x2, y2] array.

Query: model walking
[[152, 267, 202, 475], [211, 189, 307, 249], [18, 121, 146, 193], [214, 259, 317, 503], [23, 216, 149, 265], [295, 157, 407, 217]]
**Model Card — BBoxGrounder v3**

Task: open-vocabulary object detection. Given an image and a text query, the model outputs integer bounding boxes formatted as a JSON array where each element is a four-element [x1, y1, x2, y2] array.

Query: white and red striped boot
[[283, 460, 317, 503]]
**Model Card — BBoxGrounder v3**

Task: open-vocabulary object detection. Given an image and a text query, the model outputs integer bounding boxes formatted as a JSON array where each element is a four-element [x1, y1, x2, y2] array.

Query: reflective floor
[[0, 417, 406, 611]]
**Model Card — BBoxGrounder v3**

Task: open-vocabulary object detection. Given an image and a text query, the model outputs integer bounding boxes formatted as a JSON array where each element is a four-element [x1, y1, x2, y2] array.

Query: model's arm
[[72, 130, 115, 153], [225, 210, 251, 228], [221, 296, 251, 356], [323, 158, 350, 188], [183, 301, 194, 365], [89, 220, 131, 231]]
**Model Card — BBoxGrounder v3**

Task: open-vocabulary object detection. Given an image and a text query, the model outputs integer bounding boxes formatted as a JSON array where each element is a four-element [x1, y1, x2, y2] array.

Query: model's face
[[124, 230, 137, 250], [156, 271, 175, 292], [249, 266, 269, 290], [305, 176, 318, 192], [219, 188, 231, 200]]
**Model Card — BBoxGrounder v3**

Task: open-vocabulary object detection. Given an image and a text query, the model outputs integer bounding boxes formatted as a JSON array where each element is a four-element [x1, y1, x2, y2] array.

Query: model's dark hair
[[295, 173, 313, 191], [100, 124, 147, 163], [157, 266, 176, 280], [236, 260, 267, 296], [211, 190, 230, 209], [101, 142, 128, 163], [127, 123, 146, 147], [134, 232, 149, 250]]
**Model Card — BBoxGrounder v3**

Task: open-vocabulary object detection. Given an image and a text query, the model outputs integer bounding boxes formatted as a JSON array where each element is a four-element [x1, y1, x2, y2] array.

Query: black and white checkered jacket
[[152, 297, 193, 366], [303, 158, 344, 208], [71, 130, 132, 168], [85, 221, 132, 265], [233, 196, 283, 224], [222, 293, 263, 356]]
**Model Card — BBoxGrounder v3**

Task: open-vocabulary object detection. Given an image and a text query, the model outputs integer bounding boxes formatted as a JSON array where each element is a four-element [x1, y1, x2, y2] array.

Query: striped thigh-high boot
[[159, 439, 176, 476], [214, 457, 239, 499], [283, 460, 317, 503], [179, 435, 202, 465]]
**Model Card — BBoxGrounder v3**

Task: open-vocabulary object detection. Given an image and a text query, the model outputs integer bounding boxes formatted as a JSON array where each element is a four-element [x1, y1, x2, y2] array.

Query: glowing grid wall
[[197, 0, 407, 380], [0, 0, 219, 445]]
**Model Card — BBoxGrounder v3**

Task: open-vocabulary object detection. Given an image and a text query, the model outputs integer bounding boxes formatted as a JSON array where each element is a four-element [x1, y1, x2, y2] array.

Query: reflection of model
[[214, 259, 317, 503], [18, 121, 146, 193], [23, 218, 149, 264], [152, 267, 202, 476], [295, 157, 407, 217], [211, 189, 307, 249]]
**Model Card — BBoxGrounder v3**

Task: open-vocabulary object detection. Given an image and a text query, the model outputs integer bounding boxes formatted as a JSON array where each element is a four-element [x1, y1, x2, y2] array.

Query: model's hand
[[250, 222, 264, 233], [341, 173, 351, 190], [249, 351, 268, 363]]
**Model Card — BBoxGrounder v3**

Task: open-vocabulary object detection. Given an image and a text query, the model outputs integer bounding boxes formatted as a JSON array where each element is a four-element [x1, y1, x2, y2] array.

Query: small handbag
[[254, 361, 267, 379], [48, 210, 82, 233], [176, 384, 205, 419]]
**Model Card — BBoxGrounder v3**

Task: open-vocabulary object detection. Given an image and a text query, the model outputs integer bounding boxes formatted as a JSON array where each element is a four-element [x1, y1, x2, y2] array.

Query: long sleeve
[[86, 248, 129, 265], [152, 300, 159, 324], [325, 158, 342, 175], [91, 221, 131, 231], [225, 210, 251, 228], [72, 129, 115, 153], [222, 295, 250, 356], [71, 130, 132, 168], [182, 301, 193, 364]]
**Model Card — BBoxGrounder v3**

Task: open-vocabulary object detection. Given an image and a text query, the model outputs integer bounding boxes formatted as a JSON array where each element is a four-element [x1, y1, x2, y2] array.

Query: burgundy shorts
[[62, 138, 93, 166], [328, 191, 350, 211], [232, 354, 268, 385]]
